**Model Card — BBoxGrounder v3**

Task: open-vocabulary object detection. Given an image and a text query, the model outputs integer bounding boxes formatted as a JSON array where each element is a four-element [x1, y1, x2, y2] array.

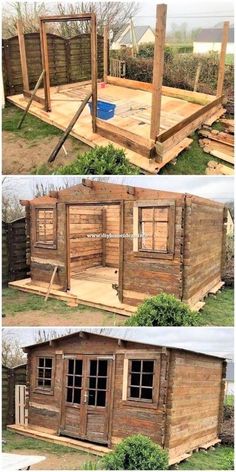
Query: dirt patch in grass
[[2, 131, 89, 175], [10, 449, 97, 470]]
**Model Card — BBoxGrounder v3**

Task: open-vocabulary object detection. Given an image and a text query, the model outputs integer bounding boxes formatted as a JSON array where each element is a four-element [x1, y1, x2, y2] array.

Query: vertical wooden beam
[[16, 20, 30, 92], [103, 24, 109, 83], [150, 4, 167, 140], [216, 21, 229, 97], [101, 208, 106, 267], [91, 13, 97, 132], [118, 201, 124, 302], [40, 19, 51, 111]]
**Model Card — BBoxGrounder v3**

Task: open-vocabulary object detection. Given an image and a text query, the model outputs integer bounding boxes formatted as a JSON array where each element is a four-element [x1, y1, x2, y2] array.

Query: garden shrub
[[55, 144, 140, 175], [125, 293, 200, 326], [102, 434, 168, 470]]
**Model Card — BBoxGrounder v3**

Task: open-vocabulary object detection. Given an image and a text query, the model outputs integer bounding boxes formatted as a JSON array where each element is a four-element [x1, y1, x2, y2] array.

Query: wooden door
[[60, 355, 113, 444]]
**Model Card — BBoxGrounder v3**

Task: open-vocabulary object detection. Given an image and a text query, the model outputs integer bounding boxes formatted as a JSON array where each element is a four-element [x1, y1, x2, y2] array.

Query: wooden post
[[17, 70, 45, 129], [16, 20, 30, 92], [193, 63, 202, 92], [103, 24, 109, 83], [40, 19, 51, 111], [101, 208, 106, 267], [150, 4, 167, 140], [48, 91, 92, 162], [91, 13, 97, 133], [45, 266, 58, 302], [216, 21, 229, 97]]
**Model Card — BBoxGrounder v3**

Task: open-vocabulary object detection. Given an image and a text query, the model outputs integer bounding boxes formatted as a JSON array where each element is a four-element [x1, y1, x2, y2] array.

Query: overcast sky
[[2, 0, 234, 30], [2, 175, 234, 203], [3, 327, 233, 359]]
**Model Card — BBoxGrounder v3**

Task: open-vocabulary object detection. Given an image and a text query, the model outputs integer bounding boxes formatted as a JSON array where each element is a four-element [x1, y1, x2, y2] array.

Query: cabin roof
[[24, 329, 227, 360], [195, 27, 234, 43], [25, 180, 224, 208]]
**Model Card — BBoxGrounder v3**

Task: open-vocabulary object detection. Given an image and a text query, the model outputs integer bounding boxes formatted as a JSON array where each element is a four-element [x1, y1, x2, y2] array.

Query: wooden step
[[208, 281, 225, 295]]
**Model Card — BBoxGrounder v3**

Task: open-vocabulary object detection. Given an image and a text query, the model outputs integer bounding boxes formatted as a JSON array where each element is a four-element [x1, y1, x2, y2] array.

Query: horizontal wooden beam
[[39, 14, 92, 23], [107, 76, 214, 105], [96, 118, 156, 158], [20, 200, 30, 206], [23, 90, 45, 106], [157, 96, 224, 143]]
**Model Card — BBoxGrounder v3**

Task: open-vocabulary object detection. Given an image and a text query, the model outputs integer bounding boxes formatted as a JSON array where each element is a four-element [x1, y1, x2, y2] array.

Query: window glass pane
[[39, 358, 44, 367], [89, 377, 96, 389], [38, 378, 44, 386], [74, 376, 82, 388], [45, 369, 52, 379], [67, 375, 73, 387], [141, 222, 153, 250], [141, 208, 153, 221], [97, 377, 107, 390], [141, 388, 152, 400], [154, 222, 168, 252], [90, 360, 97, 376], [130, 373, 140, 386], [67, 388, 73, 403], [154, 207, 168, 222], [143, 361, 154, 373], [74, 389, 81, 404], [97, 390, 106, 407], [130, 386, 139, 398], [88, 390, 96, 406], [45, 358, 52, 368], [68, 359, 74, 375], [44, 379, 51, 387], [131, 360, 141, 372], [142, 374, 153, 387], [38, 368, 44, 378], [75, 360, 82, 375], [98, 360, 107, 376]]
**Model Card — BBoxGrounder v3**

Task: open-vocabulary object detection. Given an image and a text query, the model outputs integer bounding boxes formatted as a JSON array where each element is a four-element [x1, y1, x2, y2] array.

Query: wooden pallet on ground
[[219, 118, 234, 134], [206, 160, 234, 175]]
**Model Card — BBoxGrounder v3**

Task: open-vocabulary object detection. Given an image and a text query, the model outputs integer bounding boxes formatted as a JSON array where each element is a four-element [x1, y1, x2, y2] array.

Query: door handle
[[83, 392, 88, 404]]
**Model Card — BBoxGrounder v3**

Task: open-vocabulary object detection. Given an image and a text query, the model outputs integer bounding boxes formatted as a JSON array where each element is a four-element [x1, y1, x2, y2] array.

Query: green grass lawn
[[176, 446, 234, 470], [198, 287, 234, 326], [225, 394, 234, 407], [2, 103, 62, 141], [2, 430, 84, 455]]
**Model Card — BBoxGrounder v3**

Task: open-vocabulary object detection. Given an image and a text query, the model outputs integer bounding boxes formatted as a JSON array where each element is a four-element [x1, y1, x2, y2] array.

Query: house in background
[[225, 362, 234, 395], [111, 25, 154, 50], [193, 26, 234, 54]]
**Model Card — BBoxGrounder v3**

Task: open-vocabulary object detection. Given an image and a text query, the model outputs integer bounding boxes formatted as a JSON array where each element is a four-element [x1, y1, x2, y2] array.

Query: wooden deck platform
[[9, 268, 135, 317], [7, 78, 223, 173], [7, 424, 111, 457]]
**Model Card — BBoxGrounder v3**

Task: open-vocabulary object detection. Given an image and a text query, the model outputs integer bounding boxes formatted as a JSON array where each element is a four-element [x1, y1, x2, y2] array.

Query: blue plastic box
[[88, 100, 116, 120]]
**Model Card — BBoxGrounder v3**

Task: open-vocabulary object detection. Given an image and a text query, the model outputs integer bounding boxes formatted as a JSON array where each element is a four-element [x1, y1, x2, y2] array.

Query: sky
[[2, 175, 234, 203], [2, 0, 234, 30], [2, 327, 234, 359]]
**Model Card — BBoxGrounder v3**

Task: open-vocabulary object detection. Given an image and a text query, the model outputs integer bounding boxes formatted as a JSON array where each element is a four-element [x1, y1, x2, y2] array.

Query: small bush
[[55, 144, 140, 175], [102, 434, 168, 470], [125, 293, 199, 326]]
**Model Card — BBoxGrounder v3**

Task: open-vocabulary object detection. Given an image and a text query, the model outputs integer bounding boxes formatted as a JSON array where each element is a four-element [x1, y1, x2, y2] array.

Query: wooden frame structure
[[8, 330, 226, 465], [12, 5, 228, 171], [9, 180, 227, 314]]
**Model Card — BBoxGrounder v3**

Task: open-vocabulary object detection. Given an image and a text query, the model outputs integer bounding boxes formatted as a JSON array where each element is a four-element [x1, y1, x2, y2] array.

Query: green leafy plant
[[102, 434, 168, 470], [125, 293, 200, 326], [55, 144, 140, 175]]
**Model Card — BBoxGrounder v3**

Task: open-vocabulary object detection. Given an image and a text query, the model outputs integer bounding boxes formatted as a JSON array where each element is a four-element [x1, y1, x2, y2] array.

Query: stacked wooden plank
[[198, 121, 234, 174]]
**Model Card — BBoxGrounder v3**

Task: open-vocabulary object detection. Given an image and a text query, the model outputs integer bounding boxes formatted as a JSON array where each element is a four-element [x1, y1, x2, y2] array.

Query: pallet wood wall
[[182, 198, 225, 306], [166, 350, 224, 464], [2, 364, 27, 428], [69, 204, 120, 275], [3, 32, 104, 96], [2, 218, 29, 285]]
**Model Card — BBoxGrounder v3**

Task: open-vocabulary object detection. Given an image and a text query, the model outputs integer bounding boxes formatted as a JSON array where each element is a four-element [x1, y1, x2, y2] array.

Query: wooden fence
[[2, 217, 30, 286], [2, 364, 27, 428], [3, 32, 105, 96]]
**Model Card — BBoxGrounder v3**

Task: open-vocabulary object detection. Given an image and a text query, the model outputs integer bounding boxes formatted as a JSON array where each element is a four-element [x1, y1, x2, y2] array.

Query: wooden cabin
[[12, 179, 227, 315], [9, 331, 226, 465]]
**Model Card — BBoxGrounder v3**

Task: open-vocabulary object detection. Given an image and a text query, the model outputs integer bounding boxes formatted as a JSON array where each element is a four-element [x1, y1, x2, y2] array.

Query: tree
[[2, 177, 25, 222], [34, 329, 74, 344], [2, 2, 50, 37], [55, 2, 140, 39], [2, 330, 26, 368]]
